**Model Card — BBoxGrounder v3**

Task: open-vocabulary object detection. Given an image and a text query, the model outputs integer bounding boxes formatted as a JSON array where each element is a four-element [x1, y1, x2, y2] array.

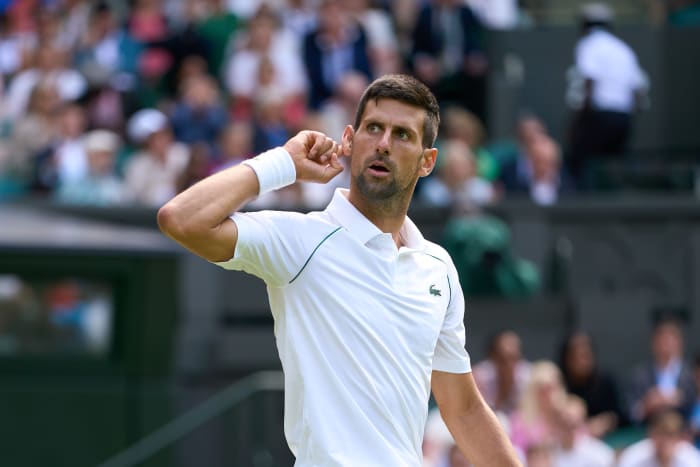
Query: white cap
[[580, 2, 614, 23], [83, 129, 121, 153], [127, 109, 168, 143]]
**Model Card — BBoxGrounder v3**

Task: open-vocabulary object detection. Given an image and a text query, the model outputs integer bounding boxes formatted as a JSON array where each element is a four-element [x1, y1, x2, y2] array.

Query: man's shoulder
[[422, 239, 456, 268]]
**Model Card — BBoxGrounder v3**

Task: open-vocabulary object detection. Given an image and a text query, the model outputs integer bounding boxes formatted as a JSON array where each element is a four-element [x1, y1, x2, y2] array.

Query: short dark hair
[[353, 74, 440, 148]]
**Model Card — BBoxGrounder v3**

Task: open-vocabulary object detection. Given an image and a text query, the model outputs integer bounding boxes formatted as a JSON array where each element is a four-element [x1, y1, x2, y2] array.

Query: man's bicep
[[431, 370, 480, 415]]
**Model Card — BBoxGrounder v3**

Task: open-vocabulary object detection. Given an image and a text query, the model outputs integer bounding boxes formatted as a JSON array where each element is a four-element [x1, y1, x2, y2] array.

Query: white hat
[[127, 109, 168, 143], [580, 2, 614, 23], [83, 129, 121, 153]]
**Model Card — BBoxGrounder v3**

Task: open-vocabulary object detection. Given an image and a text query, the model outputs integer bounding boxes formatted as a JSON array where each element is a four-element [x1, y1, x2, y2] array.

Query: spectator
[[224, 4, 307, 124], [123, 108, 190, 206], [279, 0, 318, 41], [33, 103, 88, 193], [410, 0, 488, 122], [5, 80, 58, 189], [4, 42, 87, 120], [558, 330, 626, 438], [302, 0, 372, 110], [440, 106, 498, 182], [565, 2, 649, 187], [346, 0, 402, 76], [170, 73, 228, 150], [195, 0, 241, 80], [210, 120, 254, 173], [56, 129, 126, 206], [499, 133, 574, 206], [251, 90, 291, 155], [617, 408, 700, 467], [0, 11, 35, 79], [552, 395, 615, 467], [74, 2, 142, 93], [419, 139, 496, 209], [627, 315, 697, 425], [509, 360, 567, 453], [473, 329, 531, 416]]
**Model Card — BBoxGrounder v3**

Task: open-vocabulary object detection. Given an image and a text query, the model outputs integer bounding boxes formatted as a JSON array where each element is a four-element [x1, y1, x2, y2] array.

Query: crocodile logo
[[429, 284, 441, 296]]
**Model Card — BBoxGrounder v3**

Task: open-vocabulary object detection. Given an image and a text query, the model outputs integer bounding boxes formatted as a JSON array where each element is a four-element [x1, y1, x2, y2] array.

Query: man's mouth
[[367, 160, 391, 175]]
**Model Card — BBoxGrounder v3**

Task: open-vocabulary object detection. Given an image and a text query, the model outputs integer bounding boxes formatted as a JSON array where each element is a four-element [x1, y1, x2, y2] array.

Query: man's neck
[[347, 190, 412, 249]]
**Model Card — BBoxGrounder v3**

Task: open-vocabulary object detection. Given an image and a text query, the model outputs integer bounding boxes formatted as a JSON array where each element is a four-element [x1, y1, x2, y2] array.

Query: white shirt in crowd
[[215, 188, 471, 467], [617, 439, 700, 467], [467, 0, 520, 30], [553, 435, 615, 467], [575, 27, 647, 114]]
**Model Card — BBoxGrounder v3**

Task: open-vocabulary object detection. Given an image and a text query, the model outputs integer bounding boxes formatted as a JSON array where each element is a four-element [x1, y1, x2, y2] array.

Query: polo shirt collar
[[325, 188, 425, 250]]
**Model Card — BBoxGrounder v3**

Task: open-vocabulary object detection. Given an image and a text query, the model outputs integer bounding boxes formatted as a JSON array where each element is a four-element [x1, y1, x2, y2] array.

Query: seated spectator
[[558, 330, 626, 438], [123, 108, 190, 206], [627, 315, 697, 425], [302, 0, 373, 110], [499, 133, 574, 205], [473, 329, 531, 416], [346, 0, 401, 76], [617, 408, 700, 467], [552, 395, 615, 467], [170, 73, 228, 150], [509, 360, 568, 453], [56, 129, 126, 205], [4, 42, 87, 120], [33, 103, 89, 194], [195, 0, 241, 80], [74, 2, 142, 93], [440, 106, 499, 182], [225, 4, 307, 124], [210, 121, 254, 173], [4, 80, 59, 190], [252, 91, 291, 155], [419, 139, 496, 209]]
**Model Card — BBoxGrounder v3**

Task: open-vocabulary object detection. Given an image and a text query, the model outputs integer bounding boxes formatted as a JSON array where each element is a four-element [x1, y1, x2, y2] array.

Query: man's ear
[[419, 147, 438, 177], [341, 125, 355, 156]]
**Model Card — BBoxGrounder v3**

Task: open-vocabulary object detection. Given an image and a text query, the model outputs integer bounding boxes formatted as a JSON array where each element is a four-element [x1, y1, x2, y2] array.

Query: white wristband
[[242, 147, 296, 195]]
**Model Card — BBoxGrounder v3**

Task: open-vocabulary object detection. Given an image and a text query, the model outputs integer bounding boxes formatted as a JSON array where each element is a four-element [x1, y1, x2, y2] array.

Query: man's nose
[[377, 129, 391, 154]]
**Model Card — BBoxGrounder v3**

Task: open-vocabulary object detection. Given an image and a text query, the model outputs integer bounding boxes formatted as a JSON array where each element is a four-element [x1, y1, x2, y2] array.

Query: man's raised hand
[[284, 131, 347, 184]]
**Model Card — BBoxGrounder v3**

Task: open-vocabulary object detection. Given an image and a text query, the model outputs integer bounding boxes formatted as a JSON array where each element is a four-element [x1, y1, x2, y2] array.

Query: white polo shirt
[[215, 188, 471, 467], [575, 28, 646, 113]]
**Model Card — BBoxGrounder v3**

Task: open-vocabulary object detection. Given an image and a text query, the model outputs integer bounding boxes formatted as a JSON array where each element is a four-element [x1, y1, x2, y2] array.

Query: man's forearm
[[443, 399, 522, 467]]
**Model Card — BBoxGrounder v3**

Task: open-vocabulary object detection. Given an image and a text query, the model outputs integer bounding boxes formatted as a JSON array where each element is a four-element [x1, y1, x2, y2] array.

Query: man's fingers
[[308, 132, 337, 161]]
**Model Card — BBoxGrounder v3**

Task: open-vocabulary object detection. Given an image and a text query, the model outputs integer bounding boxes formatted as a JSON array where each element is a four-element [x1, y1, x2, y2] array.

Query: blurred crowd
[[0, 0, 693, 210], [424, 316, 700, 467]]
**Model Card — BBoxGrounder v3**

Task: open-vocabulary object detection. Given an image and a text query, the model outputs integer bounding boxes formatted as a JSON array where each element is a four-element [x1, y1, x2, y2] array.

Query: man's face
[[345, 99, 436, 202]]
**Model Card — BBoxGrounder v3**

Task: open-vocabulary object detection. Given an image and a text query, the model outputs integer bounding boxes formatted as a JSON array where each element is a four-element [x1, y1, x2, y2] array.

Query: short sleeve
[[213, 210, 307, 287], [432, 255, 471, 374]]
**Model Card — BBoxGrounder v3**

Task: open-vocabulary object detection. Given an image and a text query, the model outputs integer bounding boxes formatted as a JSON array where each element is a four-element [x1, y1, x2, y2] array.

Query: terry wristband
[[242, 147, 297, 195]]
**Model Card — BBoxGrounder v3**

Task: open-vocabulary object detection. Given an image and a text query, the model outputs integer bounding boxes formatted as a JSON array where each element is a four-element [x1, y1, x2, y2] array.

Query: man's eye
[[367, 123, 380, 133], [398, 130, 409, 140]]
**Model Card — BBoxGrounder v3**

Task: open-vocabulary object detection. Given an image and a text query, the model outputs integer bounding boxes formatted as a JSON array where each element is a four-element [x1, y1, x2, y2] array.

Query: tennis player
[[158, 74, 521, 466]]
